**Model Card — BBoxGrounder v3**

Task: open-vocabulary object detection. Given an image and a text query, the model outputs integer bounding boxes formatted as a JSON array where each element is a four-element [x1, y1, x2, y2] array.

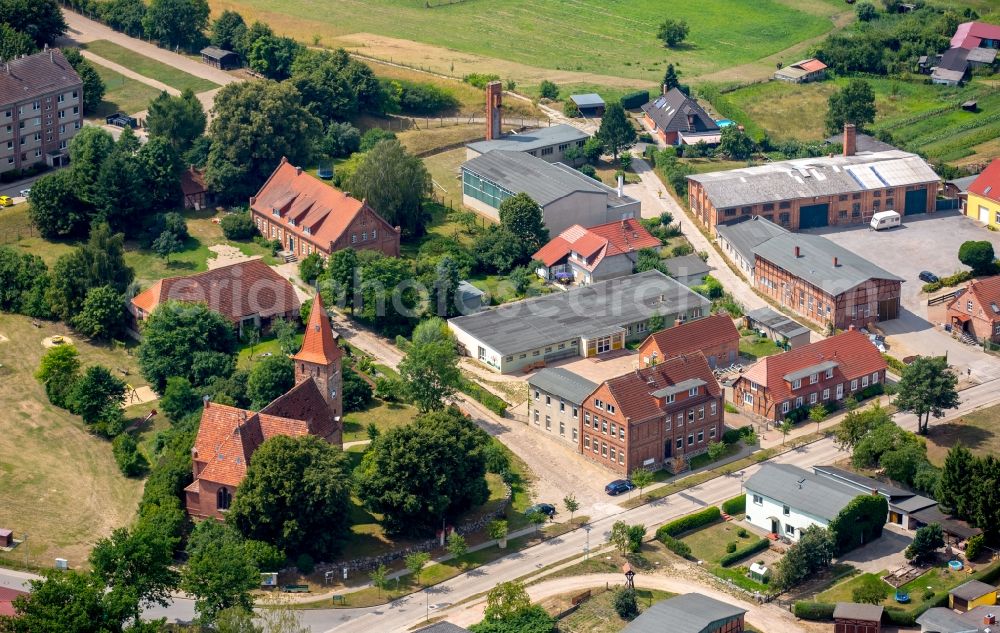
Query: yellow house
[[966, 159, 1000, 228], [949, 580, 997, 612]]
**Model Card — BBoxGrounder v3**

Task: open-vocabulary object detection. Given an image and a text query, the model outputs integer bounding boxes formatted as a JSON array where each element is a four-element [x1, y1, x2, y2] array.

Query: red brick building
[[947, 275, 1000, 344], [732, 329, 887, 423], [185, 295, 343, 519], [638, 313, 740, 369], [579, 352, 724, 475], [833, 603, 883, 633], [250, 158, 400, 260]]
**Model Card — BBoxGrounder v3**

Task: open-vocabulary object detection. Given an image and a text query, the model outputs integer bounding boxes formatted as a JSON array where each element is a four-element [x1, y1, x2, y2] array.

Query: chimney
[[833, 256, 839, 267], [485, 81, 503, 141], [848, 324, 856, 331], [794, 246, 801, 257], [295, 166, 303, 176], [843, 123, 857, 157], [663, 83, 669, 96], [202, 395, 210, 408], [985, 614, 996, 626], [617, 174, 624, 197]]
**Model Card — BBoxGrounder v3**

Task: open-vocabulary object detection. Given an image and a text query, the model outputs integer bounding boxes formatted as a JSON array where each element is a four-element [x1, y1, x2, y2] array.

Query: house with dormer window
[[947, 275, 1000, 344], [731, 329, 887, 423]]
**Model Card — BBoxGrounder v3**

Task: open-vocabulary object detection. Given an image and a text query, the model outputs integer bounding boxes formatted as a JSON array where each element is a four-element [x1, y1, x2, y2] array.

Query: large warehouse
[[447, 270, 710, 374], [687, 126, 940, 234]]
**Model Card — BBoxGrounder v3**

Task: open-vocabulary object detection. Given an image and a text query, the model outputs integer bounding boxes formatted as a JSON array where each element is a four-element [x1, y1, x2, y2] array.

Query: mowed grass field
[[90, 63, 164, 118], [925, 403, 1000, 466], [721, 76, 1000, 165], [211, 0, 842, 83], [0, 314, 145, 568], [83, 40, 220, 94]]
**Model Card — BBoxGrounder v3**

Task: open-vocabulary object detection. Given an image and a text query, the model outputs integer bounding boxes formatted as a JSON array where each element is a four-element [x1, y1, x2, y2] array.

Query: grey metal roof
[[948, 174, 980, 193], [951, 580, 997, 602], [414, 623, 471, 633], [744, 463, 861, 521], [200, 46, 236, 58], [753, 230, 903, 294], [571, 93, 605, 107], [933, 67, 967, 83], [824, 132, 897, 153], [623, 593, 746, 633], [916, 607, 983, 633], [895, 494, 938, 513], [641, 88, 719, 136], [783, 360, 839, 382], [448, 270, 710, 356], [663, 254, 710, 278], [458, 280, 484, 298], [466, 124, 588, 155], [939, 47, 971, 72], [461, 150, 608, 207], [715, 216, 789, 266], [910, 505, 982, 540], [688, 150, 939, 209], [812, 465, 912, 499], [745, 307, 810, 339], [528, 367, 597, 405], [833, 602, 884, 622], [967, 47, 998, 64], [549, 162, 639, 208], [651, 378, 706, 399]]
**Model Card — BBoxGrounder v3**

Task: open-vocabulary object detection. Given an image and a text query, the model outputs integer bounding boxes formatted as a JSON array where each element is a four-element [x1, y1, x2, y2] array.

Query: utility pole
[[583, 525, 592, 561], [23, 533, 28, 569]]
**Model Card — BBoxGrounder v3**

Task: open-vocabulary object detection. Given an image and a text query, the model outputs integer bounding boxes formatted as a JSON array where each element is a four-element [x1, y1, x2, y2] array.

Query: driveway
[[837, 525, 913, 574], [810, 212, 1000, 381]]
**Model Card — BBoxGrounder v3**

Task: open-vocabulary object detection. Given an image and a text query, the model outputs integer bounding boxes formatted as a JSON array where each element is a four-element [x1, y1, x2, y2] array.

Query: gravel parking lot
[[810, 211, 1000, 381]]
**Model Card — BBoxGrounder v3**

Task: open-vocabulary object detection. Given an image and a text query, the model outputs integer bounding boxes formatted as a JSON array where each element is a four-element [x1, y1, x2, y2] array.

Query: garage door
[[979, 205, 990, 224], [904, 188, 928, 214], [799, 203, 829, 229]]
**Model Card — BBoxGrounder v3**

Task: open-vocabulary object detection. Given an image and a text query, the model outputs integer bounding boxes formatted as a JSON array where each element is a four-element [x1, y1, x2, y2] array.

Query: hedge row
[[620, 90, 650, 109], [922, 270, 972, 293], [655, 506, 721, 539], [721, 495, 745, 516], [459, 378, 507, 416], [718, 537, 769, 567], [883, 353, 907, 375], [793, 602, 835, 621], [660, 534, 691, 558]]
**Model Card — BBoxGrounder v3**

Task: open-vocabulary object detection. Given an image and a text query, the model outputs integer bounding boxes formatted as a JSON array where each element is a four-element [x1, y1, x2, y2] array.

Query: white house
[[744, 463, 862, 541]]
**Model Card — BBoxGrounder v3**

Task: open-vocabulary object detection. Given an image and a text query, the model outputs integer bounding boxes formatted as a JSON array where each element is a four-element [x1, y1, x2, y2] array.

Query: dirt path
[[82, 51, 180, 96]]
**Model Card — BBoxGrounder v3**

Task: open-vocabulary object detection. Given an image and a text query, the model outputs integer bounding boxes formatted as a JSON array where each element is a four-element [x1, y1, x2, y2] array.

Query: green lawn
[[689, 441, 740, 470], [83, 40, 220, 93], [217, 0, 840, 82], [925, 403, 1000, 467], [342, 401, 418, 442], [739, 335, 783, 361], [90, 63, 164, 118], [558, 588, 677, 633], [467, 272, 550, 305]]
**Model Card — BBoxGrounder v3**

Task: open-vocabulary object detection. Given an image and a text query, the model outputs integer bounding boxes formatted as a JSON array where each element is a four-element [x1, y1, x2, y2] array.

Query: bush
[[343, 368, 374, 413], [538, 80, 559, 100], [885, 608, 916, 627], [619, 90, 649, 109], [859, 383, 885, 401], [656, 506, 721, 539], [883, 353, 907, 375], [296, 553, 315, 574], [722, 429, 741, 445], [793, 602, 835, 621], [660, 534, 691, 558], [725, 542, 737, 553], [462, 73, 500, 89], [922, 588, 935, 600], [721, 495, 745, 515], [220, 212, 257, 240], [967, 533, 985, 560], [612, 587, 639, 620], [374, 376, 408, 403], [394, 80, 460, 115], [112, 433, 149, 477], [718, 537, 769, 567], [458, 378, 507, 416], [922, 270, 973, 293], [737, 527, 748, 538]]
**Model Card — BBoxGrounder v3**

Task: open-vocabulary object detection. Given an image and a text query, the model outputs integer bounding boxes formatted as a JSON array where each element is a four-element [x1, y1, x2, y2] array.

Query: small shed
[[181, 166, 212, 210], [570, 93, 606, 117], [0, 529, 11, 548], [200, 46, 240, 70], [457, 280, 486, 314], [662, 254, 710, 288], [950, 580, 997, 613], [962, 100, 978, 112], [834, 602, 883, 633], [744, 307, 811, 350], [748, 562, 769, 583]]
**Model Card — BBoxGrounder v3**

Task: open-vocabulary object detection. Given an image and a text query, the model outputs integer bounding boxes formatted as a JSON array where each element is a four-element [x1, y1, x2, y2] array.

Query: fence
[[927, 291, 958, 306], [0, 226, 36, 244], [936, 199, 961, 211]]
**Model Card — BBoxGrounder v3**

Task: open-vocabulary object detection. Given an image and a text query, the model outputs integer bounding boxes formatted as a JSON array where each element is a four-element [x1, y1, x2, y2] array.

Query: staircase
[[281, 250, 298, 264]]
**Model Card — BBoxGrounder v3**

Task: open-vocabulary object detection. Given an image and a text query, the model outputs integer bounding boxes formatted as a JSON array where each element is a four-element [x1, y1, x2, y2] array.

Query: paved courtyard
[[810, 211, 1000, 382]]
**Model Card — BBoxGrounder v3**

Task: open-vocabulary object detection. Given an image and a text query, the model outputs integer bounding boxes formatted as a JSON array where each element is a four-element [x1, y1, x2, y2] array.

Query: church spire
[[293, 293, 341, 366]]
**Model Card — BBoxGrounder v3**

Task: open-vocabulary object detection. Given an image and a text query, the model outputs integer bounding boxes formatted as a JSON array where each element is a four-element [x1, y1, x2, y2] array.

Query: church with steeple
[[184, 294, 344, 519]]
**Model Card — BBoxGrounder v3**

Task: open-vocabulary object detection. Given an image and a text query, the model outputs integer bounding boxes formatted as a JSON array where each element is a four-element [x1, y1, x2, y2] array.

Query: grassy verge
[[83, 40, 219, 93], [89, 63, 164, 118]]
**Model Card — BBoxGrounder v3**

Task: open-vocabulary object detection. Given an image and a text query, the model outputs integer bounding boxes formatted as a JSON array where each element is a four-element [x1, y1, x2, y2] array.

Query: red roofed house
[[532, 218, 662, 284], [185, 295, 344, 519], [964, 158, 1000, 229], [579, 351, 724, 474], [774, 58, 828, 83], [638, 313, 740, 370], [947, 276, 1000, 345], [129, 259, 300, 335], [0, 587, 27, 618], [732, 329, 887, 423], [250, 157, 400, 261], [950, 22, 1000, 51]]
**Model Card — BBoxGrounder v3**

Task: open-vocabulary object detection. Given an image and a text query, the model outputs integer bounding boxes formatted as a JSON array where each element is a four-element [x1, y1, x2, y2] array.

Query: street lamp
[[22, 533, 28, 569], [583, 524, 592, 560]]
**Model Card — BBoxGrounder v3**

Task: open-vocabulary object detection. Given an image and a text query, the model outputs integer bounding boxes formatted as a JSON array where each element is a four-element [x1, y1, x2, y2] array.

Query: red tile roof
[[259, 378, 339, 440], [968, 159, 1000, 203], [533, 219, 662, 270], [603, 351, 720, 422], [0, 587, 26, 618], [293, 293, 341, 366], [130, 259, 299, 323], [951, 22, 1000, 49], [251, 158, 396, 247], [741, 330, 886, 403], [640, 314, 740, 360], [948, 275, 1000, 319], [796, 58, 828, 73]]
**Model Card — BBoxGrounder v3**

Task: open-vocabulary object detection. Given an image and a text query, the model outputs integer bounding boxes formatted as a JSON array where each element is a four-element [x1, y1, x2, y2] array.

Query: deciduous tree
[[181, 521, 258, 625], [0, 0, 66, 47], [958, 240, 996, 276], [142, 0, 210, 50], [895, 355, 959, 434], [0, 23, 35, 60], [0, 570, 124, 633], [772, 525, 835, 590], [246, 355, 295, 409], [61, 48, 105, 114], [67, 365, 127, 436], [347, 139, 431, 237], [138, 301, 237, 392], [398, 318, 461, 411], [0, 247, 50, 317], [904, 523, 943, 564], [47, 222, 134, 322], [99, 0, 147, 35], [146, 89, 207, 153], [72, 285, 126, 340], [657, 19, 689, 48], [35, 343, 81, 409], [498, 193, 549, 259], [826, 79, 877, 135], [718, 125, 755, 160], [249, 35, 303, 81], [90, 525, 178, 624]]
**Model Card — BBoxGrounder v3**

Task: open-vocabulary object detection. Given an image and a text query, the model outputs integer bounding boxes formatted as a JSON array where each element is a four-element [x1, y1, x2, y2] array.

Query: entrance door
[[904, 188, 928, 214], [770, 518, 779, 535], [799, 203, 830, 229], [288, 236, 295, 252], [596, 336, 612, 354], [980, 205, 991, 224]]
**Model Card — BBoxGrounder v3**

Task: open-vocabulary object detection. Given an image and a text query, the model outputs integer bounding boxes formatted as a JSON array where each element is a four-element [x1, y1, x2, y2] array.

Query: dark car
[[919, 271, 939, 284], [525, 503, 556, 518], [605, 479, 635, 496]]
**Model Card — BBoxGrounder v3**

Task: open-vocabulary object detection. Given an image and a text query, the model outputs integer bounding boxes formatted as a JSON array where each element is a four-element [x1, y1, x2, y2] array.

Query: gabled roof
[[740, 329, 887, 404], [823, 132, 897, 154], [251, 158, 393, 246], [130, 259, 299, 323], [0, 49, 81, 105], [640, 314, 739, 361], [947, 275, 1000, 320], [793, 58, 828, 72], [623, 593, 746, 633], [716, 216, 790, 265], [662, 254, 710, 278], [951, 580, 997, 602], [641, 88, 719, 136], [833, 602, 884, 622], [528, 367, 598, 405], [968, 159, 1000, 204], [951, 21, 1000, 49], [813, 465, 912, 499], [200, 46, 237, 59], [293, 293, 341, 366], [259, 379, 339, 441], [745, 307, 810, 339], [181, 166, 208, 196], [745, 463, 861, 521], [0, 587, 26, 618], [918, 606, 992, 633], [602, 351, 720, 423], [466, 124, 588, 155], [532, 219, 661, 269]]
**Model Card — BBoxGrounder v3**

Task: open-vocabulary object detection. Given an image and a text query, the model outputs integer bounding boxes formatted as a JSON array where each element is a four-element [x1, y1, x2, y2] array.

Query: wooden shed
[[0, 529, 12, 548], [834, 602, 883, 633], [200, 46, 240, 70]]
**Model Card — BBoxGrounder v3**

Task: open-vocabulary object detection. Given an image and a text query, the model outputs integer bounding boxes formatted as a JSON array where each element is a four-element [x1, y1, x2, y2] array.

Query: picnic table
[[282, 584, 310, 593]]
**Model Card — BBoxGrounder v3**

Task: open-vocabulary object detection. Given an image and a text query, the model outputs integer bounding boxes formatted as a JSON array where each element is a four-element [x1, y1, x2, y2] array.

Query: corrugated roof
[[745, 307, 810, 339], [641, 88, 719, 136], [528, 367, 597, 405], [448, 270, 710, 356], [200, 46, 236, 59], [753, 231, 902, 293], [0, 49, 82, 105], [795, 58, 828, 72], [462, 150, 608, 207], [833, 603, 883, 622], [951, 22, 1000, 49], [969, 159, 1000, 203], [688, 151, 939, 210], [570, 93, 605, 107], [745, 463, 861, 521], [466, 124, 588, 154], [917, 606, 985, 633], [716, 216, 790, 266], [623, 593, 746, 633], [663, 254, 710, 278]]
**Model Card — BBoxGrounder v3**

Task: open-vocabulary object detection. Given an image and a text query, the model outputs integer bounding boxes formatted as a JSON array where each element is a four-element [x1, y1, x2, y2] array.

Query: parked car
[[868, 334, 887, 353], [18, 188, 30, 198], [525, 503, 556, 518], [605, 479, 635, 496], [919, 271, 939, 284], [0, 196, 12, 207]]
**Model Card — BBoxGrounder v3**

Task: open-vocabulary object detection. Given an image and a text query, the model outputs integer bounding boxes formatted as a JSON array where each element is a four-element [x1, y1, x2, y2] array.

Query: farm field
[[83, 40, 220, 93], [0, 314, 146, 568], [90, 63, 164, 119], [210, 0, 844, 84], [718, 76, 1000, 165]]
